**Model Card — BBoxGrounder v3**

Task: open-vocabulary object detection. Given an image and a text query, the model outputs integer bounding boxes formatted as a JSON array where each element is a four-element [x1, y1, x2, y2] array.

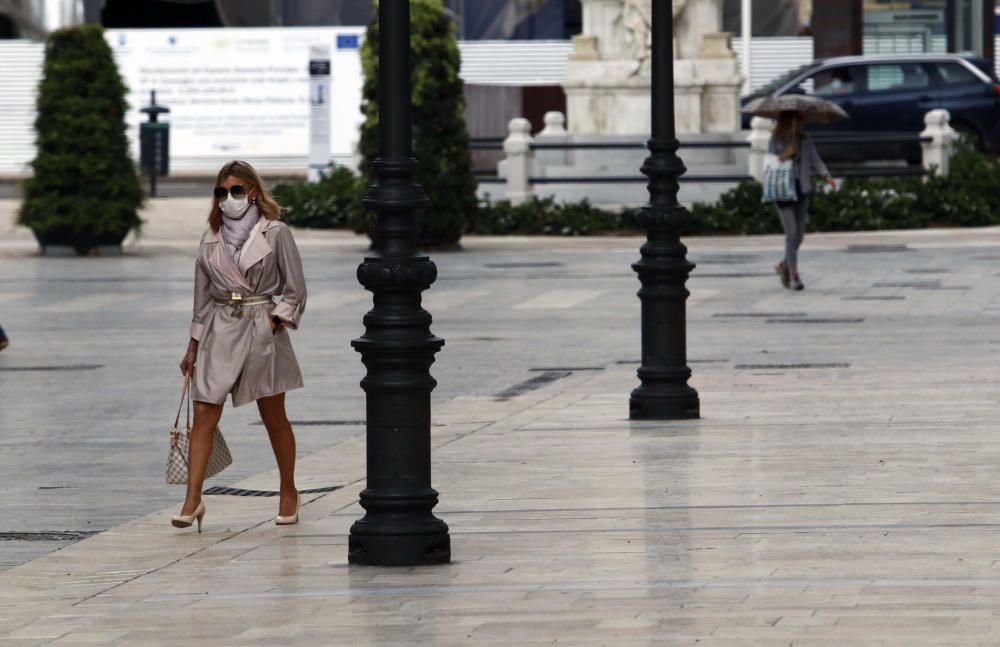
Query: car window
[[756, 63, 820, 96], [811, 66, 864, 96], [931, 62, 980, 85], [865, 63, 930, 93]]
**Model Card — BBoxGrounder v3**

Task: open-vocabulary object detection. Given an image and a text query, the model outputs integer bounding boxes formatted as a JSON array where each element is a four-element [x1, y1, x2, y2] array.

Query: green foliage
[[911, 144, 1000, 227], [807, 177, 926, 232], [264, 145, 1000, 238], [688, 181, 775, 235], [18, 25, 143, 255], [272, 165, 363, 229], [690, 146, 1000, 235], [355, 0, 477, 248], [473, 197, 636, 236]]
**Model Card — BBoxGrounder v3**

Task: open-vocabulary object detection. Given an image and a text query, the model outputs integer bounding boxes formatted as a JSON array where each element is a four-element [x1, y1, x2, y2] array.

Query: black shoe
[[775, 262, 790, 289], [790, 276, 804, 291]]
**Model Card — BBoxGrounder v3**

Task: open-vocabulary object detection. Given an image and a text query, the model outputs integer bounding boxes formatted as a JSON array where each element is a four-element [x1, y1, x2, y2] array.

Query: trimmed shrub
[[18, 25, 143, 255], [272, 165, 363, 229], [355, 0, 477, 248], [474, 197, 636, 236]]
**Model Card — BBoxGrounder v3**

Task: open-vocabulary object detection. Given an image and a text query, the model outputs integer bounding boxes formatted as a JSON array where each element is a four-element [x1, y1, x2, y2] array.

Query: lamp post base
[[348, 527, 451, 566], [629, 385, 700, 420]]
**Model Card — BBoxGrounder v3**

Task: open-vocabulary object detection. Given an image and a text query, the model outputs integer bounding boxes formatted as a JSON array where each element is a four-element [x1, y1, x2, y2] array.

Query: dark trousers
[[775, 190, 810, 276]]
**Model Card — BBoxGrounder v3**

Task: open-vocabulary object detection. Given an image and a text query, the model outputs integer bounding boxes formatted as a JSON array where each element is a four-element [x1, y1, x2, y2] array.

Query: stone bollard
[[536, 111, 570, 169], [503, 117, 534, 206], [747, 116, 773, 182], [920, 109, 956, 177], [539, 111, 568, 137]]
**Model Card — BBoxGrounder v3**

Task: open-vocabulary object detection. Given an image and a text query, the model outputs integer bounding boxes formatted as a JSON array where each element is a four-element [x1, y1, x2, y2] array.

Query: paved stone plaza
[[5, 199, 1000, 643]]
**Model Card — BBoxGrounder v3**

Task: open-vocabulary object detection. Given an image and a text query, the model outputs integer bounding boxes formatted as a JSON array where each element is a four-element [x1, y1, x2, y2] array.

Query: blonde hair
[[772, 111, 799, 142], [208, 160, 280, 232]]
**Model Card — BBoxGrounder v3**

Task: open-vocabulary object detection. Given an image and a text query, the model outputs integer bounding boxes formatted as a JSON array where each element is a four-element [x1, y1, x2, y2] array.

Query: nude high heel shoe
[[276, 493, 300, 525], [171, 501, 206, 532]]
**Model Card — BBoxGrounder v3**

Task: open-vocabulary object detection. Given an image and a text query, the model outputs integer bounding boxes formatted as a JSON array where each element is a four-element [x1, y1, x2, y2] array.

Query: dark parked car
[[741, 54, 1000, 162]]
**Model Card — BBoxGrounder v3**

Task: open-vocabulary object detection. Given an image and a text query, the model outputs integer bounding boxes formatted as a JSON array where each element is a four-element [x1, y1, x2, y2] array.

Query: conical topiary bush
[[18, 25, 143, 256], [354, 0, 477, 249]]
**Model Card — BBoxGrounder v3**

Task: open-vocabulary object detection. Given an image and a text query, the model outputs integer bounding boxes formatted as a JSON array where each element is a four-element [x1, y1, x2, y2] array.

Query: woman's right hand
[[179, 339, 198, 377]]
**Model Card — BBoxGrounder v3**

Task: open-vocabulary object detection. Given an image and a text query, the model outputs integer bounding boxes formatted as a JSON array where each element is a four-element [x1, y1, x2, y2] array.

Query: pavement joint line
[[400, 499, 1000, 514], [437, 522, 1000, 534], [141, 576, 1000, 603], [63, 484, 366, 612]]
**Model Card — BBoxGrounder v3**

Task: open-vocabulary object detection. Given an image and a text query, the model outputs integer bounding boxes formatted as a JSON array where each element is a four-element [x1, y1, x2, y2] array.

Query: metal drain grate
[[0, 531, 98, 541], [0, 364, 103, 372], [842, 296, 905, 301], [615, 359, 727, 364], [691, 255, 758, 265], [252, 420, 364, 427], [736, 363, 850, 370], [767, 318, 864, 324], [872, 281, 940, 288], [203, 485, 343, 497], [845, 244, 910, 253], [713, 312, 807, 318], [693, 272, 774, 279], [495, 371, 570, 399], [483, 262, 564, 269]]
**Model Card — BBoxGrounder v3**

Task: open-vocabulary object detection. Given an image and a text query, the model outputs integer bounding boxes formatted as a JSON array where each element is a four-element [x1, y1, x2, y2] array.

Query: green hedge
[[272, 165, 362, 229], [273, 146, 1000, 237], [473, 196, 636, 236], [691, 145, 1000, 234]]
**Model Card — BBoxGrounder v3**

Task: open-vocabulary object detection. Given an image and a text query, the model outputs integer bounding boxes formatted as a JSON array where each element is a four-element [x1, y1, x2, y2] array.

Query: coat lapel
[[238, 218, 277, 275], [205, 228, 253, 291]]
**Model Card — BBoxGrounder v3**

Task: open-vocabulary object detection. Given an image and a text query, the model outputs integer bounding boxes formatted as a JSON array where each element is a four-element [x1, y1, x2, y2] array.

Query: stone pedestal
[[563, 0, 742, 136]]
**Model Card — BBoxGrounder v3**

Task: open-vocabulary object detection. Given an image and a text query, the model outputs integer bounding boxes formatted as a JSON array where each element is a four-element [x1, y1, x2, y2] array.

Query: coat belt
[[214, 293, 273, 318]]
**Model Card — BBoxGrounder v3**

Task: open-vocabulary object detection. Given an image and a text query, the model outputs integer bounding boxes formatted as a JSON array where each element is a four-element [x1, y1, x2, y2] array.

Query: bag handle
[[173, 373, 192, 430]]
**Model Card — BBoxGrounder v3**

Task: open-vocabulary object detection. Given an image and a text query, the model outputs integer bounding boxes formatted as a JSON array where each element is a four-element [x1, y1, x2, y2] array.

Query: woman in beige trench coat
[[174, 160, 307, 531]]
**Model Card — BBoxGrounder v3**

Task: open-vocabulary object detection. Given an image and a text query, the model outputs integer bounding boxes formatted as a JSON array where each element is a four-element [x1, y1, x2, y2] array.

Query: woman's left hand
[[825, 176, 837, 190], [269, 317, 282, 333]]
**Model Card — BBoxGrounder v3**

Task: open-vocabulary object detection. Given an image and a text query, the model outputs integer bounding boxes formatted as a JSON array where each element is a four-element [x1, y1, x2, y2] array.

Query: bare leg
[[182, 400, 224, 516], [257, 393, 298, 517]]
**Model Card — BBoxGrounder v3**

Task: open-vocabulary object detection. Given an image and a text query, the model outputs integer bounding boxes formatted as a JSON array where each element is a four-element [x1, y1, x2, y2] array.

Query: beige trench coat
[[188, 213, 307, 407]]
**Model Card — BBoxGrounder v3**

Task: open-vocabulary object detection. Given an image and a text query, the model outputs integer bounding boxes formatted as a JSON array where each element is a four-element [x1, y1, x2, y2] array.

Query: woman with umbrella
[[744, 95, 845, 291]]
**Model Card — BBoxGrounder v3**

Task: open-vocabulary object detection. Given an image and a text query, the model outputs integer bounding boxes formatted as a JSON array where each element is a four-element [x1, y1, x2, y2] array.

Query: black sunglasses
[[214, 185, 247, 201]]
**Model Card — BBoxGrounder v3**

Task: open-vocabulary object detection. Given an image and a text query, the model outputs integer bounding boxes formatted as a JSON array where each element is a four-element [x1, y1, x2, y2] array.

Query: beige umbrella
[[741, 95, 849, 123]]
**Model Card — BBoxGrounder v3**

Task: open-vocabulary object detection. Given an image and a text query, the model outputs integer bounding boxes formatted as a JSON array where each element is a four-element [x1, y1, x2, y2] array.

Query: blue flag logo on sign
[[337, 35, 360, 50]]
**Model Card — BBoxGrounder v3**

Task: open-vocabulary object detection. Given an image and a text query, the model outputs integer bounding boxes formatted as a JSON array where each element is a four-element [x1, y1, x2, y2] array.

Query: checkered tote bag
[[166, 375, 232, 485], [761, 153, 797, 203]]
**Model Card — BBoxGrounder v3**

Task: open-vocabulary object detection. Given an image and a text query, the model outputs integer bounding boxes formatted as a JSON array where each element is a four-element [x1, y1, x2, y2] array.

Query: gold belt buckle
[[230, 292, 243, 318]]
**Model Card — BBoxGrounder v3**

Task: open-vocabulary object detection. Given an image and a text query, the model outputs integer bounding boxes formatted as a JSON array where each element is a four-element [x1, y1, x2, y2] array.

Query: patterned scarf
[[220, 204, 260, 264]]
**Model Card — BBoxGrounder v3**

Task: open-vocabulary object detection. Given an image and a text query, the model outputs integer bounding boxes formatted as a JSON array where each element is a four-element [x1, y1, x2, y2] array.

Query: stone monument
[[563, 0, 742, 135]]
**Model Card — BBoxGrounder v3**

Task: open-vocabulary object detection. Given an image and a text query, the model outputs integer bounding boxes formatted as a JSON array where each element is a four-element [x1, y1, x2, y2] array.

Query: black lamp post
[[349, 0, 450, 566], [629, 0, 700, 420], [139, 90, 169, 198]]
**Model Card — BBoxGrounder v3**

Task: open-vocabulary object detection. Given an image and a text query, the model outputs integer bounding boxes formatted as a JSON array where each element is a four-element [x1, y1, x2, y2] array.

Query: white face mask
[[219, 195, 250, 219]]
